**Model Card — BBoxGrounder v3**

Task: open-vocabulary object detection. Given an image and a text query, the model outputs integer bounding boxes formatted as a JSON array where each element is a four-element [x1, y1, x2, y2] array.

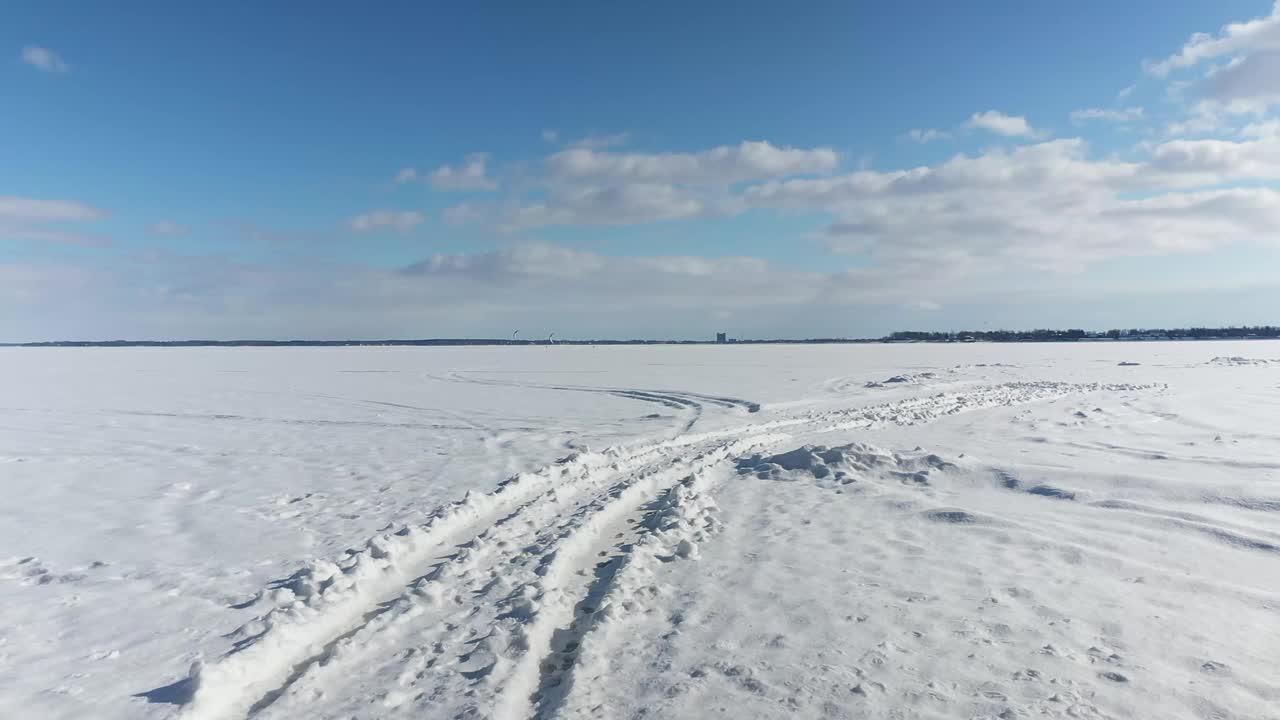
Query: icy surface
[[1, 343, 1278, 719]]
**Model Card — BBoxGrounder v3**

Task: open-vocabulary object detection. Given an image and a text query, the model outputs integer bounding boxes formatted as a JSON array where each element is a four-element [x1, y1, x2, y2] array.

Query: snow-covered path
[[2, 344, 1278, 719]]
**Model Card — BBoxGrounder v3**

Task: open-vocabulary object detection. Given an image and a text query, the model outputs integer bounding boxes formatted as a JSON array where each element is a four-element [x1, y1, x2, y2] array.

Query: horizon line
[[4, 324, 1280, 348]]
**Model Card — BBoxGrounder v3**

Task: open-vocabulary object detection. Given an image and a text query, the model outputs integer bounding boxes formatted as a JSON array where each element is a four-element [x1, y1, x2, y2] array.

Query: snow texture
[[1, 342, 1277, 719]]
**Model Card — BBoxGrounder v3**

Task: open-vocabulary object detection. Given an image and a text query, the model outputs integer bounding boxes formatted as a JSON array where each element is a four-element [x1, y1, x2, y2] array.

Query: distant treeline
[[3, 325, 1279, 347], [888, 325, 1280, 343]]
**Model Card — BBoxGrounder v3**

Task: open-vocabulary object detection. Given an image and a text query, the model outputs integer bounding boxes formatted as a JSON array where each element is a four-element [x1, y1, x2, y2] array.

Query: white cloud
[[500, 183, 734, 230], [1146, 1, 1280, 77], [461, 125, 1280, 263], [20, 46, 69, 73], [8, 246, 1279, 341], [905, 128, 950, 143], [1147, 134, 1280, 182], [394, 167, 419, 184], [321, 127, 1280, 324], [395, 243, 818, 317], [0, 244, 849, 341], [0, 196, 104, 223], [429, 154, 498, 191], [347, 209, 426, 234], [0, 196, 107, 246], [964, 110, 1042, 138], [1241, 119, 1280, 138], [1146, 3, 1280, 116], [746, 136, 1280, 274], [545, 141, 838, 186], [147, 221, 189, 237], [1118, 84, 1137, 100], [1202, 50, 1280, 114], [541, 129, 559, 143], [407, 243, 607, 279], [475, 140, 837, 230], [1164, 101, 1227, 137], [1070, 107, 1145, 124]]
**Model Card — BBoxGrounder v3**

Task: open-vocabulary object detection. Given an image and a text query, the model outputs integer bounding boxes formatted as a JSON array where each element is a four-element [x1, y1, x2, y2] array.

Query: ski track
[[167, 379, 1155, 720]]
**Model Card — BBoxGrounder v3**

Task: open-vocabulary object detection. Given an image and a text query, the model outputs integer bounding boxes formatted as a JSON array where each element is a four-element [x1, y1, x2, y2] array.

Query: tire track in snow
[[253, 433, 785, 719], [176, 434, 728, 720], [426, 371, 761, 433], [163, 380, 1154, 719], [489, 434, 789, 720], [178, 397, 812, 719], [538, 382, 1162, 719], [528, 458, 737, 719], [248, 440, 746, 716]]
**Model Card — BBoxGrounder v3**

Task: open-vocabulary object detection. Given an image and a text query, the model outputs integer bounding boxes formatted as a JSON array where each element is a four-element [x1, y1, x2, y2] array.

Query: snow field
[[1, 343, 1277, 719]]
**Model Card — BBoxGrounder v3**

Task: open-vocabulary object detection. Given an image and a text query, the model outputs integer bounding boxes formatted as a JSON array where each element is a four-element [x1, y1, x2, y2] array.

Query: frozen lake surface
[[2, 343, 1278, 719]]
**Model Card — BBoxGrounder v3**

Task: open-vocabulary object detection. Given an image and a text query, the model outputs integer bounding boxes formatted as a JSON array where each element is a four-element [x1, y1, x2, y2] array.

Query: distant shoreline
[[4, 330, 1279, 348]]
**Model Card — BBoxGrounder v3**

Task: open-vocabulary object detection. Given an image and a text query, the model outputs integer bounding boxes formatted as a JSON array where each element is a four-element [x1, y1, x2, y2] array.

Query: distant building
[[715, 332, 727, 344]]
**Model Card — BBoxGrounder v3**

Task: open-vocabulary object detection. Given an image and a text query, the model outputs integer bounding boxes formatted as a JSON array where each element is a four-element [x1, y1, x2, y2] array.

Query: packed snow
[[1, 343, 1278, 719]]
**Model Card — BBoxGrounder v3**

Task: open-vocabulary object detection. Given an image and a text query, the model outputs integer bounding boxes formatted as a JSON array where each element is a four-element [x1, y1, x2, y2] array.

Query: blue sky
[[4, 1, 1280, 340]]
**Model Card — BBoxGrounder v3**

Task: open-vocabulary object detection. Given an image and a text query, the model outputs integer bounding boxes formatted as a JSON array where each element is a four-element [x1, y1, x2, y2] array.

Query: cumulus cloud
[[1070, 107, 1145, 124], [1203, 50, 1280, 114], [458, 124, 1280, 270], [1147, 134, 1280, 182], [20, 46, 69, 73], [405, 243, 607, 280], [1146, 2, 1280, 76], [746, 136, 1280, 272], [546, 141, 838, 186], [964, 110, 1042, 138], [477, 140, 837, 229], [16, 11, 1280, 341], [336, 132, 1280, 327], [429, 154, 498, 191], [347, 209, 426, 233], [500, 183, 735, 230], [1163, 101, 1228, 137], [1146, 3, 1280, 115], [25, 125, 1264, 339], [1241, 119, 1280, 138], [393, 243, 818, 319], [147, 221, 189, 237]]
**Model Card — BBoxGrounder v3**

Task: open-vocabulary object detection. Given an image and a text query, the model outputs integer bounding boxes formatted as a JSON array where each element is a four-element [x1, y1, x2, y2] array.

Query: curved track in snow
[[165, 380, 1154, 720], [423, 371, 761, 434]]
